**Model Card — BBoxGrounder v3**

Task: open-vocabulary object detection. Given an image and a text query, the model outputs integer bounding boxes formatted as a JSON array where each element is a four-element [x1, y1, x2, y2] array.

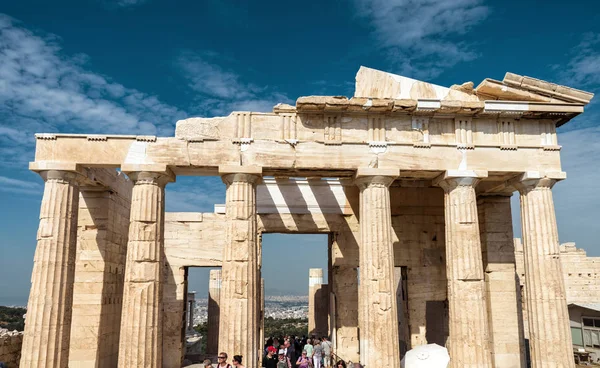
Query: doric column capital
[[433, 169, 488, 192], [219, 165, 262, 185], [126, 171, 175, 187], [511, 171, 566, 193], [37, 169, 83, 184], [30, 162, 86, 184], [121, 164, 175, 186], [354, 168, 399, 189]]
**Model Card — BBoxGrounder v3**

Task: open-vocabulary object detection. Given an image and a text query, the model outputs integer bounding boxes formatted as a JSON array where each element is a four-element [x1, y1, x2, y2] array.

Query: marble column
[[435, 170, 492, 368], [187, 291, 196, 332], [218, 166, 261, 367], [118, 171, 172, 368], [514, 172, 573, 368], [355, 168, 400, 367], [21, 170, 80, 368], [309, 268, 324, 336], [207, 269, 222, 355], [309, 268, 329, 337], [259, 278, 265, 365], [330, 227, 360, 363]]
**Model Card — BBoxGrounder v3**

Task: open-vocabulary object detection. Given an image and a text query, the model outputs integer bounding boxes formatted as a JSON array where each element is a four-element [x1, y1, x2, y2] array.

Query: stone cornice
[[293, 96, 584, 125]]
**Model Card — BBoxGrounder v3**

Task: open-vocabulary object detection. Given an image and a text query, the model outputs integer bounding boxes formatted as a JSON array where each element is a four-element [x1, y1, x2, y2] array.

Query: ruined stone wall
[[390, 186, 447, 348], [69, 188, 131, 367], [515, 240, 600, 340], [516, 241, 600, 300], [0, 329, 23, 368]]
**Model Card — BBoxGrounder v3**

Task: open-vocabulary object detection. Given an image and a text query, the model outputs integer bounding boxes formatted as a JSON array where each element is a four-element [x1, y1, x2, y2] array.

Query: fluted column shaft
[[355, 169, 400, 367], [516, 176, 573, 368], [207, 269, 222, 355], [218, 169, 260, 366], [21, 170, 80, 368], [118, 171, 170, 368], [437, 174, 492, 368]]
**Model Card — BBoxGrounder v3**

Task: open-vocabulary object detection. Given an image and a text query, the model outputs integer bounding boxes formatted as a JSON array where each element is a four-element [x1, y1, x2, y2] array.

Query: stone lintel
[[355, 167, 400, 179], [121, 163, 174, 176], [218, 165, 263, 176], [165, 212, 204, 222]]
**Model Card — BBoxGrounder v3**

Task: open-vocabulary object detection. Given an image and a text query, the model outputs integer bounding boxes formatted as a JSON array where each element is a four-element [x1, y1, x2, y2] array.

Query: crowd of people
[[261, 335, 346, 368], [196, 335, 348, 368]]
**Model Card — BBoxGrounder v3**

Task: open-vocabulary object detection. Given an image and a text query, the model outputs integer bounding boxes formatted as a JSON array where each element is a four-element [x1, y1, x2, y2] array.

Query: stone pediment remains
[[354, 66, 594, 104], [175, 66, 594, 142]]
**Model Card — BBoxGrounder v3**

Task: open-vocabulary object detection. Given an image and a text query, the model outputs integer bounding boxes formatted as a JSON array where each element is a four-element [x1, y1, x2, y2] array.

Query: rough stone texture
[[355, 169, 401, 368], [478, 196, 526, 368], [21, 170, 80, 368], [207, 269, 221, 355], [0, 329, 23, 368], [218, 169, 261, 367], [390, 187, 447, 349], [436, 173, 493, 368], [68, 187, 132, 368], [118, 172, 170, 368], [162, 266, 186, 368], [354, 66, 478, 101], [308, 268, 330, 337], [517, 241, 600, 307], [515, 240, 600, 349], [514, 174, 575, 368]]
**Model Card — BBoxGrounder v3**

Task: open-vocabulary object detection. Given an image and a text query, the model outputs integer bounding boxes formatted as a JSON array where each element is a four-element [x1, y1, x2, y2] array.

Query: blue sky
[[0, 0, 599, 306]]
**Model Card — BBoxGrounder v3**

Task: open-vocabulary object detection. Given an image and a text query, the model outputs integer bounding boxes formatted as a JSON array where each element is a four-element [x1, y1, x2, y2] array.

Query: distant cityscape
[[192, 295, 308, 325]]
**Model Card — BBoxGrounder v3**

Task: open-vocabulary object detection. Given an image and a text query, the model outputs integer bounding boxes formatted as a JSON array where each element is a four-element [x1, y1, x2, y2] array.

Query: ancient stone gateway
[[20, 67, 593, 368]]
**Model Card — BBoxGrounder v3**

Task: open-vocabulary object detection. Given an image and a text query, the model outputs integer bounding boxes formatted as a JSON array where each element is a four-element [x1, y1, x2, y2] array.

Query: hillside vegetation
[[0, 306, 26, 331]]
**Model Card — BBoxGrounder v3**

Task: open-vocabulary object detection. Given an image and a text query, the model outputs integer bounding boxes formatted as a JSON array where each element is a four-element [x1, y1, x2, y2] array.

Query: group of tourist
[[261, 336, 345, 368], [201, 352, 246, 368]]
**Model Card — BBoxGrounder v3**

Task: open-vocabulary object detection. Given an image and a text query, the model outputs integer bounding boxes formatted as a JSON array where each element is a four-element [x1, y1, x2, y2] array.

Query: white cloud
[[0, 175, 41, 195], [558, 33, 600, 87], [0, 14, 187, 168], [354, 0, 489, 79], [175, 51, 292, 116], [116, 0, 148, 6]]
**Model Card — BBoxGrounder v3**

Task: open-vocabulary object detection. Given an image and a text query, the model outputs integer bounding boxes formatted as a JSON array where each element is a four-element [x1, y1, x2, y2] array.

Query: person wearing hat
[[263, 346, 278, 368], [277, 349, 290, 368]]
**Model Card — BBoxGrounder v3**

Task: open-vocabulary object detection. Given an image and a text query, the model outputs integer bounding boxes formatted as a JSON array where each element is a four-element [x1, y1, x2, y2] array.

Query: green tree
[[0, 306, 26, 331], [263, 317, 308, 340]]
